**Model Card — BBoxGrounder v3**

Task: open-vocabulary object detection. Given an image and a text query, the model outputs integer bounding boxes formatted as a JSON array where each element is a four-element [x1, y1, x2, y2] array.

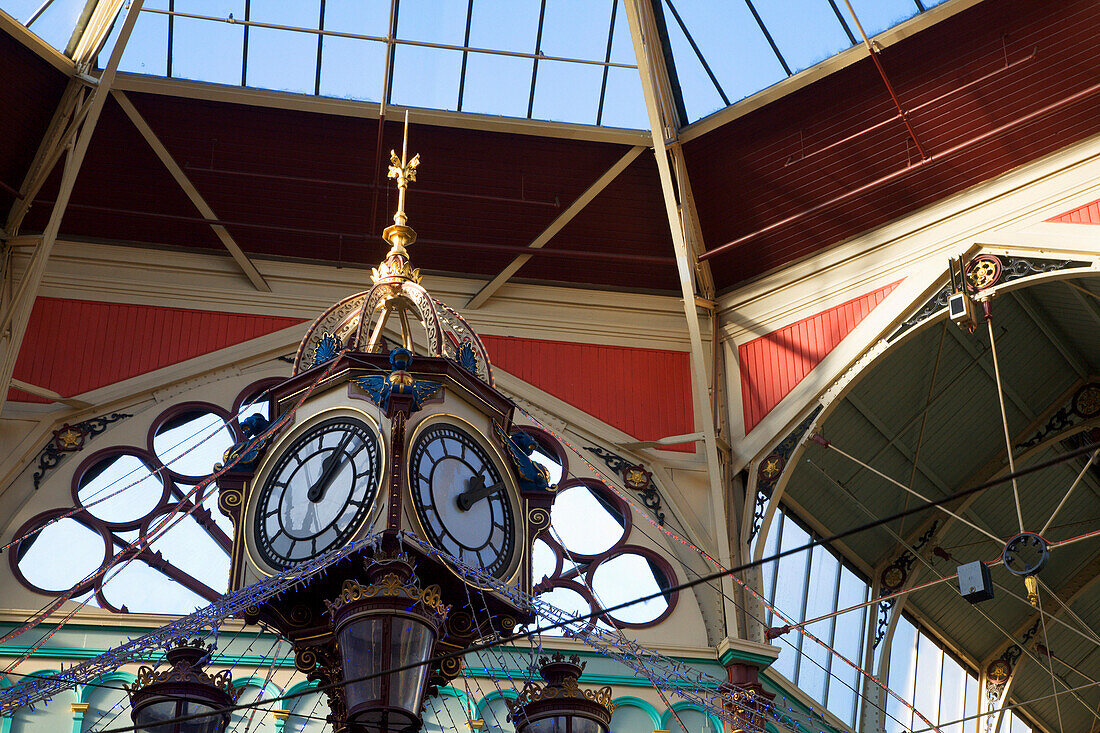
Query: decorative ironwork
[[323, 575, 449, 618], [751, 406, 822, 538], [128, 640, 237, 697], [879, 520, 939, 594], [584, 446, 664, 524], [890, 255, 1088, 341], [873, 599, 895, 649], [32, 412, 131, 490], [1016, 382, 1100, 449]]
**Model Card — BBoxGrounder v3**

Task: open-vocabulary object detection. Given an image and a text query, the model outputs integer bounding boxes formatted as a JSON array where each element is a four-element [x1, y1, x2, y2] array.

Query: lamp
[[507, 654, 614, 733], [127, 639, 239, 733], [325, 555, 449, 732]]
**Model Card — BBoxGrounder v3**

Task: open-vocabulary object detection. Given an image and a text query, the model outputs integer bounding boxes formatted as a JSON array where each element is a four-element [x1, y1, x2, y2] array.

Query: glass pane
[[752, 0, 854, 73], [423, 693, 470, 733], [390, 44, 462, 110], [481, 695, 515, 733], [539, 0, 612, 62], [772, 517, 809, 625], [98, 0, 170, 75], [827, 565, 868, 727], [24, 0, 83, 52], [100, 557, 210, 614], [460, 52, 534, 119], [531, 60, 602, 125], [468, 0, 540, 54], [245, 1, 321, 94], [323, 0, 389, 36], [885, 616, 916, 733], [17, 518, 105, 592], [665, 707, 714, 733], [939, 652, 966, 733], [153, 411, 233, 478], [591, 553, 668, 624], [550, 485, 625, 555], [531, 539, 556, 585], [147, 510, 230, 591], [598, 66, 647, 129], [78, 453, 164, 523], [172, 1, 245, 85], [798, 545, 838, 698], [396, 0, 467, 44], [536, 586, 591, 636], [319, 37, 387, 101], [914, 631, 943, 723]]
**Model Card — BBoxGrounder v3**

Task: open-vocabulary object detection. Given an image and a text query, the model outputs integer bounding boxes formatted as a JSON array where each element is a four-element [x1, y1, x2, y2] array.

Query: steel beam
[[112, 90, 272, 292], [622, 0, 732, 634], [0, 0, 145, 417], [465, 145, 645, 309]]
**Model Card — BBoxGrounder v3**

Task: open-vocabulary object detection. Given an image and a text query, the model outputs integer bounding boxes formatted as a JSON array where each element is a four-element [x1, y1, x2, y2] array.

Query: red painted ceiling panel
[[739, 281, 900, 433], [687, 0, 1100, 291], [8, 298, 304, 403], [1047, 198, 1100, 224], [480, 335, 694, 452], [0, 29, 68, 214]]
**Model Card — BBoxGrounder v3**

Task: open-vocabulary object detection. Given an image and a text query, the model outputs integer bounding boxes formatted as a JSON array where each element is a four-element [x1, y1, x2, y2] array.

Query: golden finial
[[373, 110, 422, 286]]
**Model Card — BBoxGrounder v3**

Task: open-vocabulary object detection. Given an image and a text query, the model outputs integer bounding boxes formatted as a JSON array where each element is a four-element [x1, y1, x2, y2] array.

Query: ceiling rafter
[[0, 0, 145, 417], [110, 89, 271, 292], [465, 145, 646, 310], [1010, 288, 1090, 379]]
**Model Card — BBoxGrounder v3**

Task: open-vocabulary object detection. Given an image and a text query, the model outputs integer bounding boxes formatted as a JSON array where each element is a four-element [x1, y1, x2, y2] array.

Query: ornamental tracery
[[10, 379, 281, 614]]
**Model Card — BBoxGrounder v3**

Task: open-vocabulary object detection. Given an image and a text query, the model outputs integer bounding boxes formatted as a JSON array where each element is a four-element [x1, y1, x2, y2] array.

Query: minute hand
[[456, 475, 504, 511], [307, 432, 354, 502]]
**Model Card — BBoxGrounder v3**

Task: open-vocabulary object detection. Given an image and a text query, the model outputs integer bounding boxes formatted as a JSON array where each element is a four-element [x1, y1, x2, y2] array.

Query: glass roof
[[5, 0, 954, 129]]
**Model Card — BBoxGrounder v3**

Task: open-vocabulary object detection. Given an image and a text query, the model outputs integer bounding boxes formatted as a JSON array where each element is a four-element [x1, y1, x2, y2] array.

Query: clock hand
[[456, 475, 504, 511], [307, 432, 355, 503]]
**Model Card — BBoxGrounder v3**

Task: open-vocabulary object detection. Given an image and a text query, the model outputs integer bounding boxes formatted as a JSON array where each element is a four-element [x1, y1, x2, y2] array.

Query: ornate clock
[[407, 419, 520, 579], [245, 413, 383, 572]]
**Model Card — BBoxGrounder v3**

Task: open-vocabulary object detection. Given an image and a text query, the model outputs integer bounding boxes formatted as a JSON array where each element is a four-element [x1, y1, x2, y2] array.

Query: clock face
[[408, 422, 518, 578], [252, 416, 382, 571]]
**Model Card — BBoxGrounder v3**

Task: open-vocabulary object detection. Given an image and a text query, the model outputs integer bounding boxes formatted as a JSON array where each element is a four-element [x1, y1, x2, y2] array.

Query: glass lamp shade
[[128, 641, 237, 733], [333, 599, 440, 732]]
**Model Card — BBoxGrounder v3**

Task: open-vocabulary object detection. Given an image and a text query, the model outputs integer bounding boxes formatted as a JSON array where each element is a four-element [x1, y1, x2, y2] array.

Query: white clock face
[[408, 422, 518, 578], [252, 416, 382, 571]]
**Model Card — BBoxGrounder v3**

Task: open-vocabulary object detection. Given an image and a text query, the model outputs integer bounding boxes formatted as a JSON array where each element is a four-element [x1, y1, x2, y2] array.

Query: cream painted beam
[[111, 90, 272, 292], [0, 0, 146, 418], [623, 0, 733, 636], [9, 378, 92, 409], [466, 145, 645, 309]]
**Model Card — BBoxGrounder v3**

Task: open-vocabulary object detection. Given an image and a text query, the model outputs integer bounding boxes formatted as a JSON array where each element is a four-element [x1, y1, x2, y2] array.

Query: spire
[[373, 111, 422, 287]]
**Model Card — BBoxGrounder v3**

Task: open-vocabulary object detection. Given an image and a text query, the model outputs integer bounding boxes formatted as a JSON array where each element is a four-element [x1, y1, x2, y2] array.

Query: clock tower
[[214, 121, 558, 730]]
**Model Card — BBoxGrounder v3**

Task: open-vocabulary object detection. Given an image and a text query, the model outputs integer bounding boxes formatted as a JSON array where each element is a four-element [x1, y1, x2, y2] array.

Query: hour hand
[[456, 475, 503, 511]]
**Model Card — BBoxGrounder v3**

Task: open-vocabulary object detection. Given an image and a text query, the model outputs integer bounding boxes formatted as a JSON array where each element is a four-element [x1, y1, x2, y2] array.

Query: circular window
[[549, 481, 626, 556], [152, 409, 233, 479], [536, 586, 594, 637], [76, 453, 165, 525], [15, 517, 107, 594], [531, 539, 558, 586], [591, 551, 674, 626]]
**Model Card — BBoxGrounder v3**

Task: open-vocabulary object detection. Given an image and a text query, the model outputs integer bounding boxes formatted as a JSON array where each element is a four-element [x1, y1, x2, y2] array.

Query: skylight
[[5, 0, 956, 129]]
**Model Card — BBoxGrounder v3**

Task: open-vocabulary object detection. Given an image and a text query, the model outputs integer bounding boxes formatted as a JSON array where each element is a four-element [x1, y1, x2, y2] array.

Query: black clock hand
[[307, 432, 354, 503], [456, 475, 504, 511]]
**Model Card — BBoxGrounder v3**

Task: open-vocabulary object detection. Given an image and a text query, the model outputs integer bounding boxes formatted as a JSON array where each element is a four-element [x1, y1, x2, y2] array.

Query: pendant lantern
[[127, 639, 239, 733], [324, 553, 450, 732], [507, 654, 614, 733]]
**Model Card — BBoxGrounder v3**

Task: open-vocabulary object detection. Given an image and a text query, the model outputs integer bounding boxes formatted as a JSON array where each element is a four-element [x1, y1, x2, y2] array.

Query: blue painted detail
[[458, 342, 479, 374], [314, 332, 342, 366], [494, 425, 553, 493], [351, 348, 443, 414], [222, 413, 274, 469]]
